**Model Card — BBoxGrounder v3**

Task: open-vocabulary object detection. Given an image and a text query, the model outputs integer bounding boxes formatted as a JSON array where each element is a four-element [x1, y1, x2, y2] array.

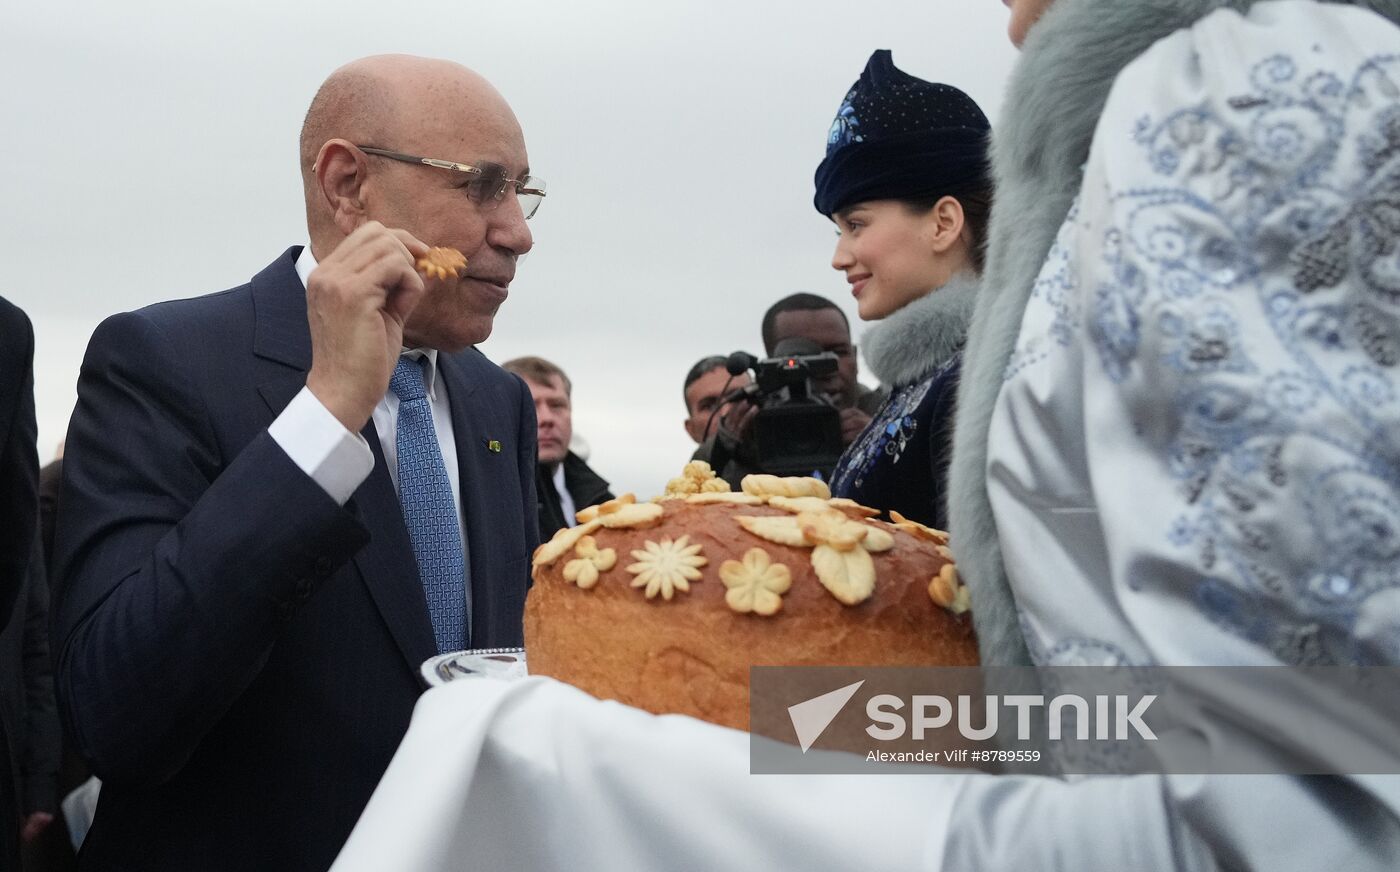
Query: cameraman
[[694, 294, 883, 486], [761, 294, 883, 441], [681, 356, 750, 446]]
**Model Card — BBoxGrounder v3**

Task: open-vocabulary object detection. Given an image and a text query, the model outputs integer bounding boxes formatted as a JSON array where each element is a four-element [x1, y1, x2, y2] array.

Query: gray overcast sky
[[1, 0, 1018, 496]]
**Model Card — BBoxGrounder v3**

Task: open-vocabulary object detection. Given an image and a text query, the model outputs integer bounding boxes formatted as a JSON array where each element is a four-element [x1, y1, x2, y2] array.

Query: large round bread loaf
[[524, 480, 978, 732]]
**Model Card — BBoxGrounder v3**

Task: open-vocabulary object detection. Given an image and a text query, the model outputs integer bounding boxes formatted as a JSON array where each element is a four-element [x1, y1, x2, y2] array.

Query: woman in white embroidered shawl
[[944, 0, 1400, 867], [815, 50, 992, 530], [331, 4, 1400, 871]]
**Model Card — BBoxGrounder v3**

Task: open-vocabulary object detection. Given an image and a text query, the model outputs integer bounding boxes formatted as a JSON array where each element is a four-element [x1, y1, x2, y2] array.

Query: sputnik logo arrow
[[787, 680, 864, 752]]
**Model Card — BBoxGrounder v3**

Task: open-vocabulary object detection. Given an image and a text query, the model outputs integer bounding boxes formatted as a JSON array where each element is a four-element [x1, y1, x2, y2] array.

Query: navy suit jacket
[[52, 248, 540, 871], [0, 296, 38, 872]]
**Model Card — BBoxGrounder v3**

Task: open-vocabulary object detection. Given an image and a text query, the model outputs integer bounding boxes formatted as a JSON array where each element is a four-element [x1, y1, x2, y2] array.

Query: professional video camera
[[718, 337, 844, 478]]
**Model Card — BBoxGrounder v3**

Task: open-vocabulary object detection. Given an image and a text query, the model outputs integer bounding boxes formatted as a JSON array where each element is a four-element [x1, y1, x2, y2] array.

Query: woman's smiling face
[[831, 199, 963, 321]]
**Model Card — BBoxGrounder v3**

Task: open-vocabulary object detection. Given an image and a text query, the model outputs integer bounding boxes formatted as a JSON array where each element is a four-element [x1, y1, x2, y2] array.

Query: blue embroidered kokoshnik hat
[[814, 50, 991, 216]]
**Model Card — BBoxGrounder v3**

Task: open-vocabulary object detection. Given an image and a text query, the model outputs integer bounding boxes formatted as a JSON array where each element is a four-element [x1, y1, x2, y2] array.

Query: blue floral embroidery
[[827, 100, 863, 151], [1156, 299, 1255, 376], [1004, 200, 1086, 381], [1088, 224, 1150, 383], [1104, 50, 1400, 665], [829, 365, 940, 493], [1039, 637, 1136, 668]]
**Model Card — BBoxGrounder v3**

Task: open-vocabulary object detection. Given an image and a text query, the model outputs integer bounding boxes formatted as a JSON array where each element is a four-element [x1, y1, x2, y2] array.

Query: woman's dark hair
[[900, 182, 994, 274]]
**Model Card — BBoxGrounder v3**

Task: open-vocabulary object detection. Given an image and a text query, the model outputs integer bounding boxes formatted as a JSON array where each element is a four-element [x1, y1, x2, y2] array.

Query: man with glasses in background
[[52, 55, 542, 872]]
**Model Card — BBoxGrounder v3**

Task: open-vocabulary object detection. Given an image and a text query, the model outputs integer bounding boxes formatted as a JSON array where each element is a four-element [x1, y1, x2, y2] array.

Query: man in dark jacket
[[503, 357, 613, 538], [0, 543, 62, 863], [0, 295, 39, 870], [52, 56, 540, 871]]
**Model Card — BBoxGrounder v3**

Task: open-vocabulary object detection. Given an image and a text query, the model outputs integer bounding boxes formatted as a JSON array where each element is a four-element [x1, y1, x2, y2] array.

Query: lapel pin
[[486, 439, 502, 454]]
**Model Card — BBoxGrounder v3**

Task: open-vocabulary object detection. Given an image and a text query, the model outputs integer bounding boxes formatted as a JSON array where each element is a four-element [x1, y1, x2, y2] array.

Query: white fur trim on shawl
[[947, 0, 1400, 667], [859, 272, 978, 388]]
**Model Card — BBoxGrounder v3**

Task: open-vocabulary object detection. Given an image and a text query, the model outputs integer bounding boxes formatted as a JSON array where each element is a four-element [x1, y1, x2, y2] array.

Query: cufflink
[[486, 439, 502, 453]]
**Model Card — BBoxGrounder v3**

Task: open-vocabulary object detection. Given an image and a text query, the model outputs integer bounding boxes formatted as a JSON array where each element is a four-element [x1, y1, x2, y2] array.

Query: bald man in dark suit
[[53, 55, 542, 871]]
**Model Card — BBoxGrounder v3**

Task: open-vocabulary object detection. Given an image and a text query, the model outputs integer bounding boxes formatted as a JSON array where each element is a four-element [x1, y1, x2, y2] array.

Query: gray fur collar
[[948, 0, 1400, 668], [859, 272, 978, 388]]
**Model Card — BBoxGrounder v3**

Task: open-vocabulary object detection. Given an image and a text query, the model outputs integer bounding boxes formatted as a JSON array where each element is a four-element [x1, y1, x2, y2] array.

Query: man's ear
[[928, 196, 967, 255], [684, 416, 703, 443], [314, 139, 370, 237]]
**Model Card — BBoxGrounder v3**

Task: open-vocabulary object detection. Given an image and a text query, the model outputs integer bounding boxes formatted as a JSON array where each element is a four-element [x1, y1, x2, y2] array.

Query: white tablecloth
[[330, 676, 964, 872]]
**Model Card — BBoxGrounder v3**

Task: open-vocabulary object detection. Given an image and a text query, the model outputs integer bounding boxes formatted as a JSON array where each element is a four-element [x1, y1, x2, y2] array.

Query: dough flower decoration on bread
[[735, 508, 893, 606], [797, 510, 873, 552], [826, 497, 881, 518], [562, 536, 616, 590], [415, 246, 467, 280], [734, 515, 809, 548], [532, 493, 664, 573], [888, 510, 950, 546], [626, 535, 707, 601], [741, 474, 831, 500], [532, 519, 605, 571], [719, 548, 792, 616], [576, 493, 665, 529], [661, 460, 733, 500], [766, 495, 839, 515], [928, 563, 971, 614], [685, 491, 765, 506]]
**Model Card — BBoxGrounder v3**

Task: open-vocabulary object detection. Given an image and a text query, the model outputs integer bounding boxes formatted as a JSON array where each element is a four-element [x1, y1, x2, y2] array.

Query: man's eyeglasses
[[356, 145, 546, 219]]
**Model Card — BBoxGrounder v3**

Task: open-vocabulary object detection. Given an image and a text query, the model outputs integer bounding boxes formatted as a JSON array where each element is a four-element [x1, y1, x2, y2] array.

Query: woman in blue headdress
[[815, 50, 991, 530]]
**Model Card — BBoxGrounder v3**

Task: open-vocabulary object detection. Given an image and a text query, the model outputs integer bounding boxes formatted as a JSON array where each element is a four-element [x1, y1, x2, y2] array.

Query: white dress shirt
[[550, 464, 577, 529], [267, 247, 465, 544]]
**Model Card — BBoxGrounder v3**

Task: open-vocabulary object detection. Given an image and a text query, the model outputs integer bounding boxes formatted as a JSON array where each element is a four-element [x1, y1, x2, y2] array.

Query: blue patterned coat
[[829, 272, 977, 529]]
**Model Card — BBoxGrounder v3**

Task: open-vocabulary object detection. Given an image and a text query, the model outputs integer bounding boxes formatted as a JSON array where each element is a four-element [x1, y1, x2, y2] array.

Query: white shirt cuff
[[268, 386, 375, 505]]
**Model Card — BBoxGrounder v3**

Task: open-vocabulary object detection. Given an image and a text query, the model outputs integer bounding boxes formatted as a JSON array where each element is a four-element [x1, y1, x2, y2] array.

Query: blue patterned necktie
[[390, 355, 469, 653]]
